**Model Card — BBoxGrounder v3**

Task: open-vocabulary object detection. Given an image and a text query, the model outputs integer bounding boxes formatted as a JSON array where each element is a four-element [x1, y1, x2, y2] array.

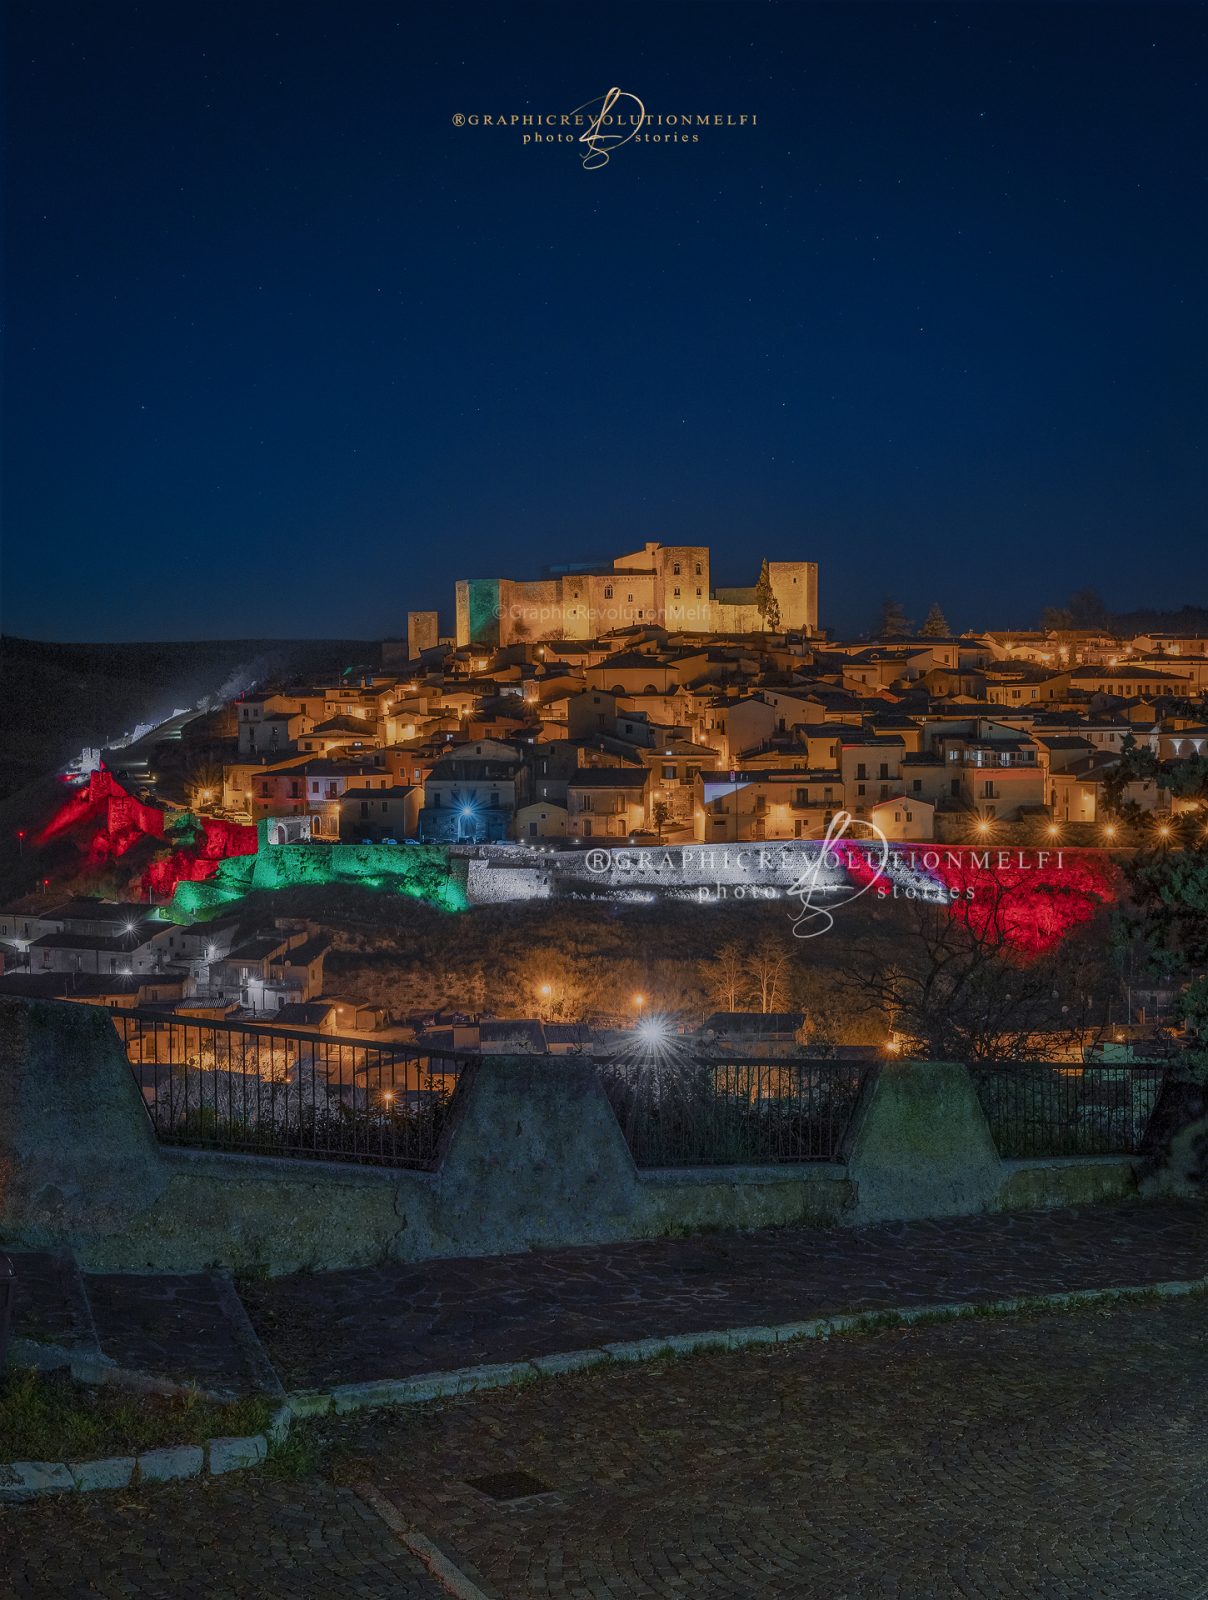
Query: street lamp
[[633, 992, 646, 1017]]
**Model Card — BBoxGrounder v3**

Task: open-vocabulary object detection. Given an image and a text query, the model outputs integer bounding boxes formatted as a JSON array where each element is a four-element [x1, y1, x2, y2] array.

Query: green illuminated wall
[[170, 836, 468, 920]]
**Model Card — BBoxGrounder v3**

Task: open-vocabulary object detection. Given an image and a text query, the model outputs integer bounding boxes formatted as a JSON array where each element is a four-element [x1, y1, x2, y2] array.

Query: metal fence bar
[[971, 1063, 1167, 1158], [595, 1055, 871, 1168], [111, 1010, 479, 1171]]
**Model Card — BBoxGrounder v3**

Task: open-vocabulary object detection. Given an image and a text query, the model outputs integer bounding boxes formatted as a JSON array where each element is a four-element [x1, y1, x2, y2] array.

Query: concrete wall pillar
[[845, 1059, 1003, 1225], [0, 998, 169, 1248]]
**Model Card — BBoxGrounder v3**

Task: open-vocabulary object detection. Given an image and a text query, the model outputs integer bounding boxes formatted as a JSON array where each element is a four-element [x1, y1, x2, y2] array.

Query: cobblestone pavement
[[5, 1294, 1207, 1598], [241, 1198, 1208, 1389], [7, 1255, 272, 1395], [0, 1474, 448, 1600], [313, 1292, 1208, 1599], [82, 1271, 266, 1394]]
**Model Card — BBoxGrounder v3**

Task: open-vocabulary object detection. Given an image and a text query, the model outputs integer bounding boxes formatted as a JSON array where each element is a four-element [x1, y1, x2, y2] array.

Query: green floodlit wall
[[467, 578, 502, 647], [170, 839, 469, 920]]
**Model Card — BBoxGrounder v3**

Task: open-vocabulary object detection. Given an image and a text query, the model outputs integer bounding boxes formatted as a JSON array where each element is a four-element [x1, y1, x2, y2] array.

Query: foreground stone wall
[[0, 997, 1144, 1275]]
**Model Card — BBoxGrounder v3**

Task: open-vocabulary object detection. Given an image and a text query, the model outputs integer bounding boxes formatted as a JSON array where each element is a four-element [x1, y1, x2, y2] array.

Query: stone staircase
[[3, 1250, 282, 1400]]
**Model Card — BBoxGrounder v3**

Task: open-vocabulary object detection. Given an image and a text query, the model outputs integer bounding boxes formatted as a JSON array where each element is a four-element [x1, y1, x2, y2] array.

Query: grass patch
[[0, 1369, 272, 1462], [264, 1424, 322, 1479]]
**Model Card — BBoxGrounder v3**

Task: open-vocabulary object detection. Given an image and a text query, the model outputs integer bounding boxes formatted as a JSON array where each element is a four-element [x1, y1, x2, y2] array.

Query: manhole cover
[[465, 1471, 552, 1502]]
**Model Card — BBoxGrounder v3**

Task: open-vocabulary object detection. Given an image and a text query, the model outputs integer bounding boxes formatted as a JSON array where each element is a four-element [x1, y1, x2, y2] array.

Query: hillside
[[0, 635, 376, 802]]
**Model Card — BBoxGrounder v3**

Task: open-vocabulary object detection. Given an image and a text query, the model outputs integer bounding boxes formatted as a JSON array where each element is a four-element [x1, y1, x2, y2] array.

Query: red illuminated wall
[[843, 845, 1120, 956], [36, 768, 256, 896]]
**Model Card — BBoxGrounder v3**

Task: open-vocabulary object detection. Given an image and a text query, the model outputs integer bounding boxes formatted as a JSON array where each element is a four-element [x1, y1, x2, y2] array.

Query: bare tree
[[703, 939, 750, 1012], [746, 935, 791, 1014], [836, 882, 1112, 1060]]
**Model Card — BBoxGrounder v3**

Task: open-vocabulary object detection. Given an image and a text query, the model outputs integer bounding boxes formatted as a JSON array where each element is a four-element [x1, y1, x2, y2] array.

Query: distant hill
[[0, 635, 377, 803]]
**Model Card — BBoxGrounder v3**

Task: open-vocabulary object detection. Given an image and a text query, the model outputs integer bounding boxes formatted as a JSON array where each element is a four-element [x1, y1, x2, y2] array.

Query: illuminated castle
[[454, 542, 818, 648]]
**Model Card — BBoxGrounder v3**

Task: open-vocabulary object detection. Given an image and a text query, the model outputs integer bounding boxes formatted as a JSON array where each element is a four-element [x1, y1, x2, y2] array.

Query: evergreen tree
[[754, 560, 781, 631], [874, 597, 910, 638], [920, 602, 950, 637]]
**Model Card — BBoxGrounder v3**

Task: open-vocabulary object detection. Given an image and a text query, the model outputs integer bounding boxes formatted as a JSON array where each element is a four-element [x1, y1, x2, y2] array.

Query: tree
[[703, 940, 751, 1012], [1117, 838, 1208, 977], [651, 798, 671, 842], [745, 935, 790, 1014], [919, 602, 950, 638], [1100, 737, 1161, 819], [874, 597, 910, 639], [1042, 590, 1112, 633], [1068, 587, 1111, 630], [754, 561, 781, 632], [836, 885, 1113, 1061]]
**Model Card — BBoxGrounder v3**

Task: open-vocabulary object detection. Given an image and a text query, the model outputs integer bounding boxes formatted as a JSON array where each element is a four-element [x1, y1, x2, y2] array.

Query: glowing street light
[[637, 1014, 670, 1047], [633, 992, 646, 1015]]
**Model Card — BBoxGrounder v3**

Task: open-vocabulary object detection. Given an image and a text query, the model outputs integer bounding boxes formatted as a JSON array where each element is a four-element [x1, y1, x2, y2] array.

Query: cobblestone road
[[5, 1293, 1207, 1598], [240, 1199, 1208, 1390]]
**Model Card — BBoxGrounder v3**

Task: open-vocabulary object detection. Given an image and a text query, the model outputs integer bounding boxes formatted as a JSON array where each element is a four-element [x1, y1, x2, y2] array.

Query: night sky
[[4, 1, 1206, 643]]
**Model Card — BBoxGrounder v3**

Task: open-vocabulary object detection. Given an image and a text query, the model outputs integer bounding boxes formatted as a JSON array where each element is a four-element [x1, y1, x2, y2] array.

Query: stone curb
[[0, 1401, 291, 1503], [7, 1275, 1205, 1498], [282, 1272, 1208, 1417]]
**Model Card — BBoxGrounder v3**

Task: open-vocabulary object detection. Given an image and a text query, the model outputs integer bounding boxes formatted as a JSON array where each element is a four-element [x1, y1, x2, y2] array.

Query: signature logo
[[569, 87, 647, 170], [786, 812, 889, 940]]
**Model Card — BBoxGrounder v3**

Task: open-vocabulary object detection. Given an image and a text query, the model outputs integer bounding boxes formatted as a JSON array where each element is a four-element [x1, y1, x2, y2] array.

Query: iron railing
[[111, 1011, 478, 1169], [596, 1055, 871, 1167], [971, 1063, 1168, 1158]]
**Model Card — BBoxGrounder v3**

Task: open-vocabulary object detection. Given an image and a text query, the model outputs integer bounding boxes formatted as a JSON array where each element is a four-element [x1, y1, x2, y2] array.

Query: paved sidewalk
[[8, 1199, 1207, 1400], [6, 1292, 1208, 1598], [240, 1197, 1208, 1390]]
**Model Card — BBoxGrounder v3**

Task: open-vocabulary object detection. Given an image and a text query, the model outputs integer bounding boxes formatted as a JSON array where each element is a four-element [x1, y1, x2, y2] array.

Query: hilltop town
[[1, 542, 1206, 1047], [159, 542, 1203, 851]]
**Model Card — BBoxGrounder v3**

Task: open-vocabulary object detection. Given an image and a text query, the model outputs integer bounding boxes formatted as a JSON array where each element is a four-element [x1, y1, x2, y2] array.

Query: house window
[[856, 763, 867, 780], [604, 585, 613, 599], [673, 561, 681, 575]]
